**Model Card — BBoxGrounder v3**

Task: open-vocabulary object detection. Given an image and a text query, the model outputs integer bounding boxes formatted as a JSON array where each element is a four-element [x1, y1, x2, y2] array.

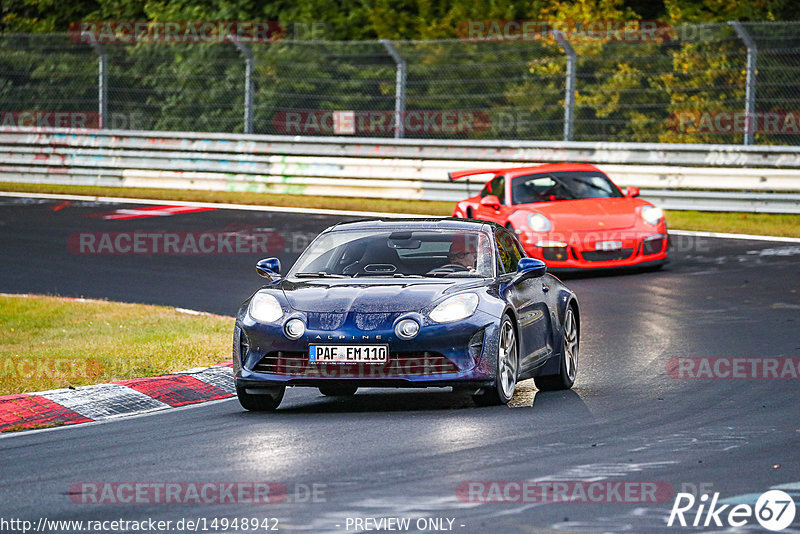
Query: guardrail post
[[82, 32, 107, 129], [555, 31, 576, 142], [229, 36, 255, 134], [728, 21, 757, 145], [381, 39, 407, 139]]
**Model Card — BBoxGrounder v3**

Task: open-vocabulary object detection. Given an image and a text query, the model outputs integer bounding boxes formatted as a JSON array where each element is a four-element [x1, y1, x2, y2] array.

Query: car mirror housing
[[480, 195, 502, 210], [516, 257, 547, 280], [256, 257, 281, 280], [626, 186, 640, 197]]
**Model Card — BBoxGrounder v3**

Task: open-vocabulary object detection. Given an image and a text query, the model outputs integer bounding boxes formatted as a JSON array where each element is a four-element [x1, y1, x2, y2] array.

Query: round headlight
[[284, 318, 305, 339], [395, 318, 420, 339], [527, 213, 552, 233], [641, 205, 664, 226], [248, 291, 283, 323], [429, 294, 479, 324]]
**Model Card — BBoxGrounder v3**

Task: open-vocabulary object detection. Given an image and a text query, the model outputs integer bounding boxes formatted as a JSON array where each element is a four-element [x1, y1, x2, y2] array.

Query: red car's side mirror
[[625, 186, 640, 197], [480, 195, 502, 210]]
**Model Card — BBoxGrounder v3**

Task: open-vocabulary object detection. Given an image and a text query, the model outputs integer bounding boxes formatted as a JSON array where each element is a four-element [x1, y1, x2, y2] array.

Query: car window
[[511, 170, 623, 204], [289, 229, 494, 278], [490, 175, 505, 204], [480, 175, 505, 203], [495, 228, 523, 273]]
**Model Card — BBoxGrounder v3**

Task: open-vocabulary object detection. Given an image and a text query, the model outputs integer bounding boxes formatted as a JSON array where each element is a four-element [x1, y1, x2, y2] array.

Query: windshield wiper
[[294, 272, 347, 278]]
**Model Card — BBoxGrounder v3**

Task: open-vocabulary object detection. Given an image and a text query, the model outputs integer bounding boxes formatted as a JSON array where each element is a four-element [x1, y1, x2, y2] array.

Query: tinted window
[[511, 170, 623, 204], [289, 229, 494, 278], [495, 229, 523, 273], [480, 175, 505, 204]]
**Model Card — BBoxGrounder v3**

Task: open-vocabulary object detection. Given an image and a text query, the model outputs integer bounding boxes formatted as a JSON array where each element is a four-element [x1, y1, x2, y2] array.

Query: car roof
[[328, 217, 501, 233]]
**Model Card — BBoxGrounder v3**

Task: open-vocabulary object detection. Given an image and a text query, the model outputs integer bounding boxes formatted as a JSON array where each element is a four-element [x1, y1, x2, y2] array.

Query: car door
[[495, 228, 552, 371]]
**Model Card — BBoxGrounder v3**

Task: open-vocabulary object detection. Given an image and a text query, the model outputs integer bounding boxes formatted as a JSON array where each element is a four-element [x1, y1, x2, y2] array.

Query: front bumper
[[517, 229, 668, 270], [234, 309, 499, 389]]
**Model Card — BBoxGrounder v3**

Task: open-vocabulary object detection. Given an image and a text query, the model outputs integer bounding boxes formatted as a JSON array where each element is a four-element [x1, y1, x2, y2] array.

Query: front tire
[[318, 385, 358, 396], [236, 385, 285, 411], [474, 316, 518, 406], [535, 306, 578, 391]]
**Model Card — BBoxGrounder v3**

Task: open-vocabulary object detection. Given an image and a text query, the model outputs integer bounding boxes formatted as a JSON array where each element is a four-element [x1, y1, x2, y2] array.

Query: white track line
[[668, 229, 800, 243], [0, 191, 434, 219], [2, 191, 796, 242]]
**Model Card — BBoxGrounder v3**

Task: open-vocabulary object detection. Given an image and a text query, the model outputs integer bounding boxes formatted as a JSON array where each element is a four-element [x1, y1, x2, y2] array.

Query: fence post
[[82, 32, 107, 129], [728, 21, 757, 145], [555, 31, 576, 142], [381, 39, 407, 138], [229, 36, 255, 134]]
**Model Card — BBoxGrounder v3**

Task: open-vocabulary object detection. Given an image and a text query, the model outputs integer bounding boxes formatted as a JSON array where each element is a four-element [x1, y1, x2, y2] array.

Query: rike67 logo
[[668, 490, 796, 531]]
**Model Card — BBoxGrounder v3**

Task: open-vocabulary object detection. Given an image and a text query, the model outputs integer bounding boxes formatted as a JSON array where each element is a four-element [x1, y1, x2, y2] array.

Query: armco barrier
[[1, 128, 800, 213]]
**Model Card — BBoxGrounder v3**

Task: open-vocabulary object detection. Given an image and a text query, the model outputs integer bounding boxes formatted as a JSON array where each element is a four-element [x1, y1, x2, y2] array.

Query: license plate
[[595, 240, 623, 251], [309, 345, 388, 363]]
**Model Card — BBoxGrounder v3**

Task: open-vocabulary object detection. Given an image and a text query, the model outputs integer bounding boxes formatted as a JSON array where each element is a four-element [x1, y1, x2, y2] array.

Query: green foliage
[[1, 1, 799, 144]]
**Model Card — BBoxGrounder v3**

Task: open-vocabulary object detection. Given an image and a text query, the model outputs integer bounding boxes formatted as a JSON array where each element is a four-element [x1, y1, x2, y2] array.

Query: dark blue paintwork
[[233, 218, 579, 408]]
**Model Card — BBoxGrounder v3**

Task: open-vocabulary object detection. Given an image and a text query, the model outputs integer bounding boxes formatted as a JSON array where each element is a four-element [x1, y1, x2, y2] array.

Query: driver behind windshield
[[448, 233, 479, 270]]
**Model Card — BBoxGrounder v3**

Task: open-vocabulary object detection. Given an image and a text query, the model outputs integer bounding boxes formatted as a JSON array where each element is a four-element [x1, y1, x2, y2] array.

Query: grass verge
[[0, 294, 233, 396], [1, 182, 798, 237]]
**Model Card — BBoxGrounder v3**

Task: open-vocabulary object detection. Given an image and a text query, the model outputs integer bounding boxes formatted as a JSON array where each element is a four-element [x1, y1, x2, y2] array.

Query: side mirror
[[516, 257, 547, 280], [256, 257, 281, 280], [480, 195, 502, 210], [625, 186, 640, 198]]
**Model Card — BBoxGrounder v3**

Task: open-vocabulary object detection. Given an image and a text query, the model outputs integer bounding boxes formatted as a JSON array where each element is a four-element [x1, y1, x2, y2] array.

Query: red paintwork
[[451, 163, 668, 270]]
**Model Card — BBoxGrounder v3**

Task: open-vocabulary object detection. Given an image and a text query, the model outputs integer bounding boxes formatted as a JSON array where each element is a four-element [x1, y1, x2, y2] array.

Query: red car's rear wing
[[448, 168, 508, 181]]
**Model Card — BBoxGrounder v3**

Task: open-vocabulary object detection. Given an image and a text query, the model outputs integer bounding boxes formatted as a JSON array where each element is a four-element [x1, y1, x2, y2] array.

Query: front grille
[[581, 248, 634, 262], [252, 351, 459, 377]]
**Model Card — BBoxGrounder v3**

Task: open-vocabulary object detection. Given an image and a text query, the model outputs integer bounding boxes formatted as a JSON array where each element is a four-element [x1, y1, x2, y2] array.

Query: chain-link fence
[[1, 22, 799, 144]]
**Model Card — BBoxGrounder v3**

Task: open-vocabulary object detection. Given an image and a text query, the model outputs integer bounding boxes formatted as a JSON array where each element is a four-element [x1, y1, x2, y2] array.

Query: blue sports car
[[233, 218, 580, 411]]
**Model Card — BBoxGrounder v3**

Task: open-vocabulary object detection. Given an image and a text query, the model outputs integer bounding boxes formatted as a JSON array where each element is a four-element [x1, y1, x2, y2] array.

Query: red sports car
[[450, 163, 668, 270]]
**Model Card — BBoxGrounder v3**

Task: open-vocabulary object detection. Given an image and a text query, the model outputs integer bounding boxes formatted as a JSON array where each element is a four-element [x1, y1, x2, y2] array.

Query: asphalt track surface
[[1, 197, 799, 533]]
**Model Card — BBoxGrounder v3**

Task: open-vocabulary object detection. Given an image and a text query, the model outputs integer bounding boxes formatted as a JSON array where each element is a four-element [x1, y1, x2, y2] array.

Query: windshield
[[511, 170, 623, 204], [288, 229, 495, 278]]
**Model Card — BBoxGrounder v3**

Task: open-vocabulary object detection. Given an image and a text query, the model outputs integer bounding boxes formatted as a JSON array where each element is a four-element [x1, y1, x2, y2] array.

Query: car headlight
[[527, 213, 552, 233], [429, 294, 479, 323], [248, 291, 283, 323], [641, 205, 664, 226]]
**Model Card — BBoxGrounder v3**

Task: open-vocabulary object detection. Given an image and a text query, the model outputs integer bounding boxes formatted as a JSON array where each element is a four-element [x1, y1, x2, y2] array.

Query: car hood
[[280, 279, 482, 313], [522, 197, 645, 231]]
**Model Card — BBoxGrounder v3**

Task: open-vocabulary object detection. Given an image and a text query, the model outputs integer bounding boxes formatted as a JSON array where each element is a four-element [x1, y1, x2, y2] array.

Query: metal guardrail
[[1, 128, 799, 213]]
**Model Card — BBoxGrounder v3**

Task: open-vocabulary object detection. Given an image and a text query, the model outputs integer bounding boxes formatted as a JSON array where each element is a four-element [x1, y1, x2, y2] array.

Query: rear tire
[[473, 315, 518, 406], [318, 385, 358, 397], [236, 385, 285, 411], [534, 306, 578, 391]]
